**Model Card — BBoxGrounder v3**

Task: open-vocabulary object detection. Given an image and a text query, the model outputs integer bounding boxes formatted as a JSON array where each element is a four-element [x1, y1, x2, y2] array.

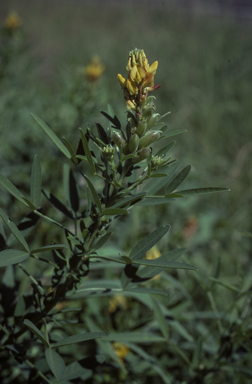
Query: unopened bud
[[132, 148, 151, 164], [142, 107, 155, 121], [112, 131, 127, 149], [129, 134, 139, 153], [136, 119, 147, 137], [138, 131, 160, 150], [146, 113, 160, 131], [128, 117, 136, 130]]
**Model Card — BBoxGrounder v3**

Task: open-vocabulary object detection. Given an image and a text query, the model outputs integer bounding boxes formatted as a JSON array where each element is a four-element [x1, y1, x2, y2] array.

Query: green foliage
[[0, 4, 251, 383]]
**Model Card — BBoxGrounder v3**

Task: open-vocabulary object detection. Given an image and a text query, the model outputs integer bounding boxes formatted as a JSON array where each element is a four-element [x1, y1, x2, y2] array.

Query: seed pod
[[136, 119, 147, 137], [112, 131, 127, 149], [132, 148, 151, 164], [138, 131, 160, 150], [146, 113, 160, 131], [129, 134, 139, 153]]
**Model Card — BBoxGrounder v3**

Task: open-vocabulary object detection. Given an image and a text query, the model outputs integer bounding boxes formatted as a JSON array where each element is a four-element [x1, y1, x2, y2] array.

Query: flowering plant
[[0, 48, 228, 383]]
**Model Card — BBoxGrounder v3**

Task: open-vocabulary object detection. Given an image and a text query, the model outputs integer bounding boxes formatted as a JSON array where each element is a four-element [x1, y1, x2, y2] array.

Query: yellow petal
[[127, 78, 138, 95], [138, 66, 146, 80], [117, 74, 127, 87], [142, 73, 154, 88], [148, 61, 158, 74], [129, 65, 138, 81]]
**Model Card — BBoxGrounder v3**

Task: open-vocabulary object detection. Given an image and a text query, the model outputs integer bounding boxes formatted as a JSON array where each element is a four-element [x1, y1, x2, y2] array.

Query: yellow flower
[[145, 245, 161, 260], [3, 12, 22, 30], [83, 56, 105, 82], [146, 245, 161, 280], [112, 342, 129, 363], [117, 49, 160, 111], [108, 295, 127, 313]]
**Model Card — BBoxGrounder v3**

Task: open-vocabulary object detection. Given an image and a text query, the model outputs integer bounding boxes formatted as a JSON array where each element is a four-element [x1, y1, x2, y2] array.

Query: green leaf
[[31, 113, 70, 159], [79, 128, 96, 173], [165, 165, 191, 194], [152, 298, 169, 339], [24, 319, 49, 348], [69, 169, 79, 212], [209, 277, 240, 293], [31, 244, 67, 254], [0, 173, 29, 207], [0, 249, 29, 268], [111, 193, 146, 208], [137, 248, 187, 280], [51, 332, 105, 348], [125, 287, 167, 296], [92, 232, 111, 251], [130, 225, 170, 261], [84, 175, 102, 212], [0, 208, 29, 252], [102, 208, 128, 216], [177, 187, 230, 196], [62, 137, 78, 164], [132, 258, 197, 271], [160, 128, 187, 139], [31, 155, 42, 207], [45, 348, 65, 380], [155, 142, 175, 157], [104, 332, 166, 343], [21, 197, 37, 210], [142, 163, 179, 195]]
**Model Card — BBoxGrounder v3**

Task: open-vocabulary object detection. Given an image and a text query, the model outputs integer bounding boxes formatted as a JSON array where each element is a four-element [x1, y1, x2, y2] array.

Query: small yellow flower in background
[[82, 56, 105, 82], [112, 342, 129, 363], [145, 245, 161, 260], [117, 48, 160, 111], [108, 295, 127, 313], [145, 245, 161, 280], [3, 12, 22, 30]]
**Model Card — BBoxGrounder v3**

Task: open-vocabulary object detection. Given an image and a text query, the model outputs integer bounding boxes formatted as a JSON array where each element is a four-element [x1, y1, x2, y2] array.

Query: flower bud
[[128, 134, 139, 153], [146, 113, 160, 131], [122, 144, 129, 155], [142, 107, 155, 121], [128, 117, 136, 130], [132, 148, 151, 164], [136, 119, 147, 137], [138, 131, 160, 150], [112, 131, 127, 149]]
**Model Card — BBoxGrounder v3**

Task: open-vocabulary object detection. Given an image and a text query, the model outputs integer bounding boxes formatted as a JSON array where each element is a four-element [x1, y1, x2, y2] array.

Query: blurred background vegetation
[[0, 1, 252, 382]]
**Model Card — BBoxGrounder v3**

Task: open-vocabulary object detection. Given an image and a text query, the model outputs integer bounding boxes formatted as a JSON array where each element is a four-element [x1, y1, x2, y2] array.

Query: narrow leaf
[[132, 258, 197, 271], [69, 169, 79, 212], [0, 173, 29, 207], [84, 175, 102, 212], [79, 128, 96, 173], [42, 190, 74, 219], [31, 113, 70, 159], [130, 225, 170, 261], [160, 128, 187, 139], [0, 208, 29, 252], [102, 208, 128, 216], [31, 155, 42, 207], [177, 187, 230, 196], [92, 232, 111, 251], [155, 142, 175, 157], [165, 165, 191, 194], [62, 137, 78, 164], [45, 348, 65, 380], [104, 332, 166, 343], [24, 319, 49, 348], [152, 298, 169, 339], [51, 332, 105, 348], [31, 244, 67, 254], [0, 249, 29, 267]]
